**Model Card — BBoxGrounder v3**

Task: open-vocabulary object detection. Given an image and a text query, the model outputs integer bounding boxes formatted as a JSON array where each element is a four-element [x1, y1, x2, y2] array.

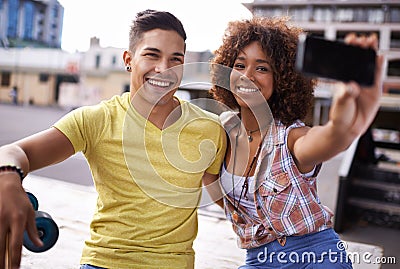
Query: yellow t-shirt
[[53, 93, 226, 269]]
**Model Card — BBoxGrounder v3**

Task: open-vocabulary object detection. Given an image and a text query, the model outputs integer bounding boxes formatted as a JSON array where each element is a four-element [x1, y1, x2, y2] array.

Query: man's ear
[[123, 50, 132, 66]]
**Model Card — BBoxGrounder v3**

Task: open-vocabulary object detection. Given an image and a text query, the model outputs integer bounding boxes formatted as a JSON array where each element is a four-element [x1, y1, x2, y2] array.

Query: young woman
[[207, 16, 382, 268]]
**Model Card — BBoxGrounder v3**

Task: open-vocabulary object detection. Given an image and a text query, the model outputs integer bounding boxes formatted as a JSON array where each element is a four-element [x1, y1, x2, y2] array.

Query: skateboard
[[23, 192, 59, 252], [5, 192, 59, 268]]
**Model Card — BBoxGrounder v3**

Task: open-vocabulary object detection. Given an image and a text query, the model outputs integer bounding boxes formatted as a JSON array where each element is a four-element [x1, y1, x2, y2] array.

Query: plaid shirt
[[220, 112, 333, 249]]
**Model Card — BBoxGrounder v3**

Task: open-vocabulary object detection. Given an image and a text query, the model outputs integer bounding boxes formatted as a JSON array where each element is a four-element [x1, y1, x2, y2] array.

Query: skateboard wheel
[[23, 211, 59, 252], [26, 192, 39, 211]]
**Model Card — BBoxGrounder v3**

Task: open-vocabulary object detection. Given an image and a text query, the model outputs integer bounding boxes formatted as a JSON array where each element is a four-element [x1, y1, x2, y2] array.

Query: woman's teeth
[[237, 87, 258, 93]]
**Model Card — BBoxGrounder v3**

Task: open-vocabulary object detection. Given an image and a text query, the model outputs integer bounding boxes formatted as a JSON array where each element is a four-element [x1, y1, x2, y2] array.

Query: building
[[0, 36, 214, 107], [70, 37, 128, 107], [0, 0, 64, 48], [0, 47, 81, 105], [0, 36, 127, 106], [244, 0, 400, 94], [2, 1, 400, 107]]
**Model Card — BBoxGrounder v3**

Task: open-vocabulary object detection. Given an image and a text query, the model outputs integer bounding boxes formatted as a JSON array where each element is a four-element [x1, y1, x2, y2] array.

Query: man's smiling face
[[127, 28, 185, 106]]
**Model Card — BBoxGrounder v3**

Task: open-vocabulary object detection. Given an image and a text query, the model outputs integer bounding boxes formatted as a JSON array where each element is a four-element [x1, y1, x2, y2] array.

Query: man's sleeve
[[205, 124, 227, 175], [53, 105, 107, 154]]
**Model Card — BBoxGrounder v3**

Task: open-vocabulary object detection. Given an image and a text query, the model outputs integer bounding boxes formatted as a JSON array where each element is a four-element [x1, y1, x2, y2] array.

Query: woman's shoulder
[[273, 119, 309, 144], [219, 111, 240, 132]]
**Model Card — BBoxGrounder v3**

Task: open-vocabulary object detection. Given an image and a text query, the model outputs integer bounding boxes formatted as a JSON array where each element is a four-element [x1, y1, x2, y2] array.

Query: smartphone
[[296, 34, 376, 86]]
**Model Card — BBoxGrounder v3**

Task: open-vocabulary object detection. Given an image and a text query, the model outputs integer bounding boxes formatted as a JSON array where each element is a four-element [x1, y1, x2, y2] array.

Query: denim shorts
[[80, 265, 106, 269], [238, 228, 353, 268]]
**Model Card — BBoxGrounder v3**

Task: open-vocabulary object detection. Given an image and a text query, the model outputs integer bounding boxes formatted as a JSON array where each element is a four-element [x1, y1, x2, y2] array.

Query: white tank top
[[220, 163, 316, 222], [220, 164, 260, 220]]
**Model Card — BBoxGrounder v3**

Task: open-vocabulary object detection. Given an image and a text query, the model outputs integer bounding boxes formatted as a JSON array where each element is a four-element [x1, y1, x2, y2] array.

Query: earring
[[125, 65, 132, 72]]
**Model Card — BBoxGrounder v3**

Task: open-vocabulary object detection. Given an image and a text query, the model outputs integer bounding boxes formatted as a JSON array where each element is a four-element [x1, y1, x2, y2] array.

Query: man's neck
[[131, 94, 181, 130]]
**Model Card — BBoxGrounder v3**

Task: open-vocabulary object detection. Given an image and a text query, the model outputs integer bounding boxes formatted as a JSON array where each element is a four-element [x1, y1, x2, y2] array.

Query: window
[[291, 7, 310, 22], [256, 7, 283, 18], [314, 7, 333, 22], [1, 72, 11, 86], [53, 6, 58, 18], [391, 31, 400, 49], [367, 8, 384, 23], [95, 54, 101, 69], [353, 8, 368, 22], [7, 0, 19, 38], [23, 2, 35, 40], [388, 59, 400, 77], [112, 55, 117, 66], [336, 8, 353, 22], [39, 73, 49, 82], [390, 7, 400, 23]]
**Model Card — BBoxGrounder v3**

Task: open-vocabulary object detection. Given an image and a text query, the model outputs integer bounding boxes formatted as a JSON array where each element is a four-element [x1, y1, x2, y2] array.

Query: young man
[[0, 10, 226, 269]]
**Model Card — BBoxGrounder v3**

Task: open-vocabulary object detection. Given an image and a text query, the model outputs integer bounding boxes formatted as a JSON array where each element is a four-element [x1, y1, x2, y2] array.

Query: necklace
[[245, 127, 260, 142], [231, 126, 263, 222]]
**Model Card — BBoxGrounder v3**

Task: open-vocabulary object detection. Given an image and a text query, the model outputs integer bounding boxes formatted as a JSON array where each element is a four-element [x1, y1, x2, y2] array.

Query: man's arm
[[0, 127, 74, 268], [202, 172, 224, 209]]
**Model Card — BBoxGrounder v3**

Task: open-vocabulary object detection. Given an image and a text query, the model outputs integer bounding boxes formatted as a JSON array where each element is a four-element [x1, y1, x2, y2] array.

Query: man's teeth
[[148, 79, 170, 87], [238, 87, 258, 93]]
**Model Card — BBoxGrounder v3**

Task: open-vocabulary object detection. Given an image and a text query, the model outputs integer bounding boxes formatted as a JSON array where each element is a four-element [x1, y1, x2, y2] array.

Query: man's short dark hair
[[129, 9, 187, 52]]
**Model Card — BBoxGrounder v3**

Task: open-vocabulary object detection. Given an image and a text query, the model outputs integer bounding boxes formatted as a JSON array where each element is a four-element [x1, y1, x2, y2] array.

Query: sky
[[59, 0, 253, 53]]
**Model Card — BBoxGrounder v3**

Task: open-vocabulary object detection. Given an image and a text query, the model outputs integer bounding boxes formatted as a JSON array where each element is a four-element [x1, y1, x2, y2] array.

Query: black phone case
[[296, 34, 376, 86]]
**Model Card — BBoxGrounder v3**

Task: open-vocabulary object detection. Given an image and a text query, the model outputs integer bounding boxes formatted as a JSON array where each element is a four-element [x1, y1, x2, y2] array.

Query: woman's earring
[[125, 65, 132, 72]]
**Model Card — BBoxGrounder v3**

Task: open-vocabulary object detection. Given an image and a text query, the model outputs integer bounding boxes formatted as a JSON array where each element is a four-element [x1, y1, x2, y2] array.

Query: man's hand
[[0, 174, 42, 269]]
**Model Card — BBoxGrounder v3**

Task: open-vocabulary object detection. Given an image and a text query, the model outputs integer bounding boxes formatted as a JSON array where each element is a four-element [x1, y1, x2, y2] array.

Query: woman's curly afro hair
[[209, 16, 316, 126]]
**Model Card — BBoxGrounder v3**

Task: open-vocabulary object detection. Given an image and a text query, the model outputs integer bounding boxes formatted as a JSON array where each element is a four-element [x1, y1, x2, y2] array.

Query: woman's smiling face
[[230, 41, 274, 108]]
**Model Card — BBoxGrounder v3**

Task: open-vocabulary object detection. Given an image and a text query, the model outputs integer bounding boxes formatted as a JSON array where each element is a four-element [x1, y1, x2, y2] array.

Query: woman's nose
[[243, 69, 255, 81], [241, 70, 254, 81]]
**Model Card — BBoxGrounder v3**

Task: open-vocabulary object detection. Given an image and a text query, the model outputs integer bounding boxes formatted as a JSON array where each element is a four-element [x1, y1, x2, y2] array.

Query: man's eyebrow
[[173, 52, 185, 57], [143, 47, 161, 53], [143, 47, 184, 57]]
